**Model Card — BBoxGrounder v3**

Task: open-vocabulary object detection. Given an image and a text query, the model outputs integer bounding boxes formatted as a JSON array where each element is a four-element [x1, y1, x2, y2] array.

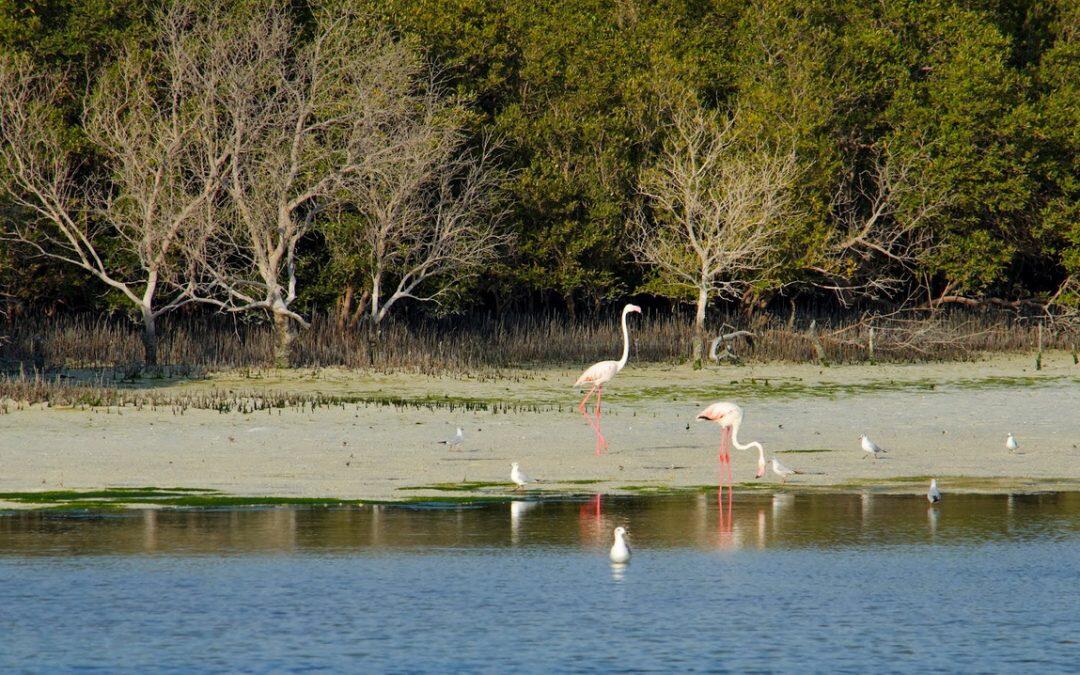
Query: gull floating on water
[[1006, 433, 1019, 453], [510, 462, 533, 490], [610, 526, 631, 564], [860, 434, 886, 459], [928, 479, 942, 504], [770, 457, 801, 484], [439, 427, 464, 449]]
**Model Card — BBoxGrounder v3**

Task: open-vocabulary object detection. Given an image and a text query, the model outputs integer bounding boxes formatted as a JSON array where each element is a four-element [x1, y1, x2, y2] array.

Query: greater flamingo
[[609, 526, 631, 564], [574, 303, 641, 455], [696, 402, 766, 506]]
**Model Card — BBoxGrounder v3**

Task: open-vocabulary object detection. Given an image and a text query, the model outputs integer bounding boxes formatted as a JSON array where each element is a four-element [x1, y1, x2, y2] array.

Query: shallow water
[[2, 492, 1079, 672]]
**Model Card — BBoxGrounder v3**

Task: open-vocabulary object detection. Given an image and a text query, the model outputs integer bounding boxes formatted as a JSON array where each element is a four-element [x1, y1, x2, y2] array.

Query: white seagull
[[770, 457, 801, 484], [439, 427, 464, 449], [928, 479, 942, 504], [1006, 433, 1019, 453], [609, 526, 631, 564], [510, 462, 533, 490], [860, 434, 886, 459]]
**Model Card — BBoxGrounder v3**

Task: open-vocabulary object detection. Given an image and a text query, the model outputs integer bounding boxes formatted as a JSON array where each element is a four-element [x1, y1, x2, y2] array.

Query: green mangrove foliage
[[0, 0, 1077, 365]]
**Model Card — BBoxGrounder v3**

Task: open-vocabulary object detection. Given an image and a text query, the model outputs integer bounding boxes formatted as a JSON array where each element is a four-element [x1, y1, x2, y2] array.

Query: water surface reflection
[[2, 492, 1077, 555], [2, 493, 1079, 672]]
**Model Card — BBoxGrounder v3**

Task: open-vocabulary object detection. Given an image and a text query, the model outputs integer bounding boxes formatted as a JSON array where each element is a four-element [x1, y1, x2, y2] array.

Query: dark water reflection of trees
[[1, 493, 1077, 556]]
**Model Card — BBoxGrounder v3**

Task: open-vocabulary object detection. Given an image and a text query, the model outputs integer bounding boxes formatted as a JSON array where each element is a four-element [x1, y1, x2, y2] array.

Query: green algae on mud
[[4, 475, 1080, 513], [397, 481, 511, 492], [625, 374, 1074, 404], [0, 487, 362, 511]]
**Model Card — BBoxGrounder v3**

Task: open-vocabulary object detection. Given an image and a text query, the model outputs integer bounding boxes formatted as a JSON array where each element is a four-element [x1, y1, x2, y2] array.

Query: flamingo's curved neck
[[730, 419, 764, 462], [616, 308, 632, 370]]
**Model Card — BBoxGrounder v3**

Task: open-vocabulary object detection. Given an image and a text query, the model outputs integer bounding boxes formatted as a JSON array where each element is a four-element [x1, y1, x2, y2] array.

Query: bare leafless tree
[[0, 4, 227, 366], [631, 105, 800, 365], [817, 143, 951, 304], [188, 4, 451, 365], [333, 129, 510, 326]]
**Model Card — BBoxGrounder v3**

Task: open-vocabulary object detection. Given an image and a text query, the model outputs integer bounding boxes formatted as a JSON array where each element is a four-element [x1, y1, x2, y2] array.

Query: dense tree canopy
[[2, 0, 1077, 333]]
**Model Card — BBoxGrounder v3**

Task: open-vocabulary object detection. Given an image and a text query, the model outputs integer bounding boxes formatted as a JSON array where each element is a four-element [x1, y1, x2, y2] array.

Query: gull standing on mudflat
[[1006, 433, 1019, 453], [860, 434, 886, 459], [439, 427, 465, 449], [510, 462, 533, 490], [770, 457, 801, 484], [609, 526, 631, 564], [928, 479, 942, 504]]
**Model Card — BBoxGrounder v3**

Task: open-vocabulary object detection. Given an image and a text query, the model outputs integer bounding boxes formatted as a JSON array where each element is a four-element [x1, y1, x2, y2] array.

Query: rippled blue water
[[1, 493, 1078, 672]]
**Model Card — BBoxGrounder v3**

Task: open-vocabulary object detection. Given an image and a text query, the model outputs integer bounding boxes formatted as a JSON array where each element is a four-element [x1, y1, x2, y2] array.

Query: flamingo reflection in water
[[577, 494, 610, 549], [579, 493, 603, 520]]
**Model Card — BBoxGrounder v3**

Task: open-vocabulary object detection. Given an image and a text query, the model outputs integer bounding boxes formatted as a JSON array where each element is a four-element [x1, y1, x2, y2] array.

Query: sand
[[1, 352, 1079, 504]]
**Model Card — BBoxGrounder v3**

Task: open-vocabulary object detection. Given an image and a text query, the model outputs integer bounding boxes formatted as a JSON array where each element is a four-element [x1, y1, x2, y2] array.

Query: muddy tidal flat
[[1, 352, 1079, 507]]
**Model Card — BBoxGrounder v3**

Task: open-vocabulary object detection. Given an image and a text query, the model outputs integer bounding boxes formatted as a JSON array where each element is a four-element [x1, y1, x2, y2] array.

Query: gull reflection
[[927, 505, 940, 536], [510, 500, 537, 544], [772, 493, 795, 520], [610, 563, 627, 582], [860, 491, 874, 527], [142, 509, 158, 552]]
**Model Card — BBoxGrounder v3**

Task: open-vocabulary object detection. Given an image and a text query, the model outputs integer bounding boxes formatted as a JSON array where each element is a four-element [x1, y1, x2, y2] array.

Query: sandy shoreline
[[2, 352, 1079, 507]]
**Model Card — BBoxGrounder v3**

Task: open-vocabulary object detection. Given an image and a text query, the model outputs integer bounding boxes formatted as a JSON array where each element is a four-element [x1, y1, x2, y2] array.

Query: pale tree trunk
[[337, 285, 355, 330], [140, 305, 159, 368], [272, 309, 295, 368], [370, 268, 382, 324], [693, 285, 708, 369], [139, 273, 160, 367]]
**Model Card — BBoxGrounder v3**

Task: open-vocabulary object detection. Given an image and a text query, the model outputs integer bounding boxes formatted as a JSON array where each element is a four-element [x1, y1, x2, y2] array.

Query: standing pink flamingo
[[574, 303, 642, 455], [696, 402, 766, 508]]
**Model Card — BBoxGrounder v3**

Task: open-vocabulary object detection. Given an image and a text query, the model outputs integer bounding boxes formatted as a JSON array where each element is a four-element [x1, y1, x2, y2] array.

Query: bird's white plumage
[[1006, 433, 1019, 452], [770, 457, 799, 483], [609, 526, 631, 564], [439, 427, 464, 447], [928, 479, 942, 503], [860, 434, 885, 458], [510, 462, 532, 488], [574, 304, 641, 387], [574, 360, 621, 386]]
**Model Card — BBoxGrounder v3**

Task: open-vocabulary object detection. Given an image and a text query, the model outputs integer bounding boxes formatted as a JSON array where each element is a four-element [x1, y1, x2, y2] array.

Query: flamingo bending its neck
[[574, 304, 641, 455], [696, 402, 766, 504]]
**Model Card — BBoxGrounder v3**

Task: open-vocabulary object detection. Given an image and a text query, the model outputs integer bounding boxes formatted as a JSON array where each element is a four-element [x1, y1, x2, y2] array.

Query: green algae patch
[[0, 487, 360, 510], [623, 374, 1071, 404], [0, 488, 215, 503], [778, 448, 834, 454], [397, 481, 511, 492]]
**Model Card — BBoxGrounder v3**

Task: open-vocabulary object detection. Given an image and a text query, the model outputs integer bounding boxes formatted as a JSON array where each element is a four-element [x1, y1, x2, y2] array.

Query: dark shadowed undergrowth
[[2, 309, 1074, 375]]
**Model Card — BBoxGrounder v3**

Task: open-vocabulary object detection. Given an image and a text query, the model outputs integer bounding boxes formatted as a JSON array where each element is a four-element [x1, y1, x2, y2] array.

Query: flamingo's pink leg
[[726, 450, 734, 525], [579, 385, 602, 436], [578, 385, 596, 414], [593, 386, 608, 455], [717, 444, 727, 507]]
